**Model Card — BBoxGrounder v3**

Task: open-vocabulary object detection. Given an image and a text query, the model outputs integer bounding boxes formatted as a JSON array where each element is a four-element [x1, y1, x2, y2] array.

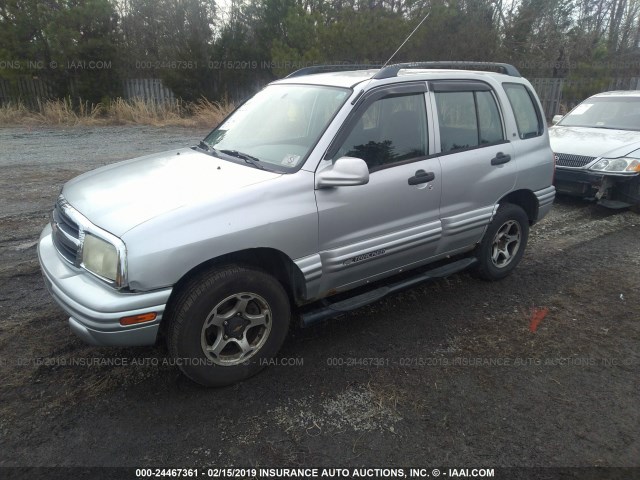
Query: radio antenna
[[382, 11, 431, 68]]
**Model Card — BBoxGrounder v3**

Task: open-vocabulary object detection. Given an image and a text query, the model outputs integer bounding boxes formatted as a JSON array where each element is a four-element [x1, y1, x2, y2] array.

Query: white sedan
[[549, 90, 640, 208]]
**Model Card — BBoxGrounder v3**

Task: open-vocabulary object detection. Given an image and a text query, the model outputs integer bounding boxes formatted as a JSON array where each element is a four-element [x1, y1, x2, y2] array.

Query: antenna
[[382, 11, 431, 68]]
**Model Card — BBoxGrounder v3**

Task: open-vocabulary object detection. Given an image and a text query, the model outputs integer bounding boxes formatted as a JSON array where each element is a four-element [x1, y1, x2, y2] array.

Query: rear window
[[503, 83, 544, 139]]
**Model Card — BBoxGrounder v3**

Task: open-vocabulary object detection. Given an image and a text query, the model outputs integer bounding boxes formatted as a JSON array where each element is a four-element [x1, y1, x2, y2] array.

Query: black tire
[[474, 203, 529, 281], [167, 265, 291, 387]]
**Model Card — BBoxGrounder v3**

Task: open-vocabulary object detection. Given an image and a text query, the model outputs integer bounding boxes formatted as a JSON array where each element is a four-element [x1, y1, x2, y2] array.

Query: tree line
[[1, 0, 639, 104]]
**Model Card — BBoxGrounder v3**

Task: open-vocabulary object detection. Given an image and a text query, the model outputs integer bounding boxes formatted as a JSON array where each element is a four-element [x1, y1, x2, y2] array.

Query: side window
[[435, 89, 505, 153], [476, 91, 503, 144], [503, 83, 543, 139], [333, 93, 427, 170], [435, 91, 478, 152]]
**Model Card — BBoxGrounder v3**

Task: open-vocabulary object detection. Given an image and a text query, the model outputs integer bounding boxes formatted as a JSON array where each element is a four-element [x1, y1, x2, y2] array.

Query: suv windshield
[[204, 84, 350, 170], [558, 97, 640, 131]]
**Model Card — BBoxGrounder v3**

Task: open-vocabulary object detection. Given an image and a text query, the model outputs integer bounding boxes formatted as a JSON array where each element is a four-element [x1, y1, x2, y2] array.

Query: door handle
[[408, 169, 435, 185], [491, 152, 511, 165]]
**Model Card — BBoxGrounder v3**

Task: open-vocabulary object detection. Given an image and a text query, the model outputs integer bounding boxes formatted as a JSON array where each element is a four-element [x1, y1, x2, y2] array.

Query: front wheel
[[474, 203, 529, 281], [167, 265, 291, 387]]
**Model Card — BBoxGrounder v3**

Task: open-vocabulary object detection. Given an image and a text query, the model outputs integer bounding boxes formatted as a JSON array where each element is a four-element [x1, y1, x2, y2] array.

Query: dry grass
[[190, 97, 233, 127], [0, 97, 234, 128], [0, 101, 31, 124]]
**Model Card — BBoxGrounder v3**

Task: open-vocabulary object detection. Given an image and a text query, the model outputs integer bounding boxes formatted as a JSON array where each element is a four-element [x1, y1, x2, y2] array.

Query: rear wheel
[[474, 203, 529, 281], [167, 265, 291, 387]]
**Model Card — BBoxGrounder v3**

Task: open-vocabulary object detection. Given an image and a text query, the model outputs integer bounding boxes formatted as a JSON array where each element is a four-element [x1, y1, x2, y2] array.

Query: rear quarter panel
[[498, 79, 555, 192]]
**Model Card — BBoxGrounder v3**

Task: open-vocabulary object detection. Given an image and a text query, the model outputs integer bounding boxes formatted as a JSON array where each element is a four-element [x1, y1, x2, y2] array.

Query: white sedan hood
[[549, 126, 640, 159], [63, 148, 281, 236]]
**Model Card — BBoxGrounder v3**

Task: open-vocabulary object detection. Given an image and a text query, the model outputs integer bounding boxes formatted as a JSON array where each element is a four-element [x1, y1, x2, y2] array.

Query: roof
[[592, 90, 640, 98], [275, 69, 377, 88]]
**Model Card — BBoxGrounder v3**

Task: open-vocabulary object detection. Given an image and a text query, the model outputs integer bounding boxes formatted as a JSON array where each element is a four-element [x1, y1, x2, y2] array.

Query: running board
[[300, 257, 477, 327]]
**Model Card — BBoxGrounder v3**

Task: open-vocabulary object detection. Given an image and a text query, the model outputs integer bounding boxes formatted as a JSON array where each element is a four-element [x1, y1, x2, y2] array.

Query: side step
[[300, 257, 477, 327]]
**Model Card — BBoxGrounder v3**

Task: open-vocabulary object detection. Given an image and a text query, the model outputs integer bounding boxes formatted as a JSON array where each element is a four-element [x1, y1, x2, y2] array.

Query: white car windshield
[[559, 97, 640, 131], [204, 84, 350, 170]]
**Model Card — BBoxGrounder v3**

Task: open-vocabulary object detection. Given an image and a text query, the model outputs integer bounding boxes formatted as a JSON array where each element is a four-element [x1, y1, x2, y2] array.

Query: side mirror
[[552, 114, 563, 126], [316, 157, 369, 188]]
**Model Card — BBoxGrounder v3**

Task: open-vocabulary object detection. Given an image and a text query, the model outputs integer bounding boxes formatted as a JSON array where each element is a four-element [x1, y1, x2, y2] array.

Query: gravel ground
[[0, 126, 638, 476]]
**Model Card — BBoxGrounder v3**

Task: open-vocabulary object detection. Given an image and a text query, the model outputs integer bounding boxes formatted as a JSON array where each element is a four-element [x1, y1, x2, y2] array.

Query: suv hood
[[63, 148, 281, 236], [549, 126, 640, 160]]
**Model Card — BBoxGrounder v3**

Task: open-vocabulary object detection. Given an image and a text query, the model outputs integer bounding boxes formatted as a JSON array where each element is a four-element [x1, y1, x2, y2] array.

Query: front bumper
[[38, 224, 172, 347], [554, 168, 604, 197], [555, 168, 640, 207]]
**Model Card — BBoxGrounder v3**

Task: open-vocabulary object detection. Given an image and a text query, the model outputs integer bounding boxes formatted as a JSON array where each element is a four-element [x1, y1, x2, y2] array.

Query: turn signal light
[[120, 312, 157, 326]]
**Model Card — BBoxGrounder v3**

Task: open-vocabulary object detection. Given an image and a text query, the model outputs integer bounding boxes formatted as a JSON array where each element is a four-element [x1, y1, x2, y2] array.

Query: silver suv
[[38, 62, 556, 386]]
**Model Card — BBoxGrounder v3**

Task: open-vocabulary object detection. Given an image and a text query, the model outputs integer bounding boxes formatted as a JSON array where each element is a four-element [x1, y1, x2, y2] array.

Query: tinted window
[[503, 83, 543, 139], [477, 91, 503, 144], [334, 93, 428, 170], [435, 90, 505, 152]]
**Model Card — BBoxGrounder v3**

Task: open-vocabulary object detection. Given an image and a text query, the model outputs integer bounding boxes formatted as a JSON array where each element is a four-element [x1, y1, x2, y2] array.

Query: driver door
[[314, 83, 443, 293]]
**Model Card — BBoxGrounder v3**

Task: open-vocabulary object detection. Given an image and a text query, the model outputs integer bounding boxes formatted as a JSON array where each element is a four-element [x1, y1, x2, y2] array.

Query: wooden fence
[[2, 76, 640, 119], [0, 77, 176, 107], [0, 77, 56, 109], [122, 78, 175, 103], [530, 77, 640, 118]]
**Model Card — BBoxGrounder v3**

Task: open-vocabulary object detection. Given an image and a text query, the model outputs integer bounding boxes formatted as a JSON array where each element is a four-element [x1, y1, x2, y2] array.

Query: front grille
[[555, 153, 596, 168], [51, 198, 81, 264]]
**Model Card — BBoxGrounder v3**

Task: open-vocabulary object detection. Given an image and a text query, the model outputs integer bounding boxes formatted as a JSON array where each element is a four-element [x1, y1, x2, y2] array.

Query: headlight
[[590, 157, 640, 173], [81, 233, 123, 285]]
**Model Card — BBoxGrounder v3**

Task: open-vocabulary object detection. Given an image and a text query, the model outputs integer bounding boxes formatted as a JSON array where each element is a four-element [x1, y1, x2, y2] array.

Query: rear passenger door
[[430, 80, 517, 254]]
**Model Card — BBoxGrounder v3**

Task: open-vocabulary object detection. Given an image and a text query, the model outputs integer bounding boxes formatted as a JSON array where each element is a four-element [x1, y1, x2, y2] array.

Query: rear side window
[[503, 83, 544, 139], [434, 89, 505, 153]]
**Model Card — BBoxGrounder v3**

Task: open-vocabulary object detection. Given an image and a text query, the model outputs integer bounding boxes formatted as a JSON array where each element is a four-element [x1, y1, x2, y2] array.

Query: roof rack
[[373, 61, 521, 79], [286, 64, 382, 78], [285, 61, 521, 80]]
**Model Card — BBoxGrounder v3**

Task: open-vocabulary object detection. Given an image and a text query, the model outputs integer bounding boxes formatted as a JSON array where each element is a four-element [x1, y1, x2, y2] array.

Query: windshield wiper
[[196, 140, 217, 155], [220, 149, 265, 170]]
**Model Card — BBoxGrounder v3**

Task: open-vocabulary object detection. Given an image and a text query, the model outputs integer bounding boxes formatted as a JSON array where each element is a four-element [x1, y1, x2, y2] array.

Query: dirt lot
[[0, 126, 638, 473]]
